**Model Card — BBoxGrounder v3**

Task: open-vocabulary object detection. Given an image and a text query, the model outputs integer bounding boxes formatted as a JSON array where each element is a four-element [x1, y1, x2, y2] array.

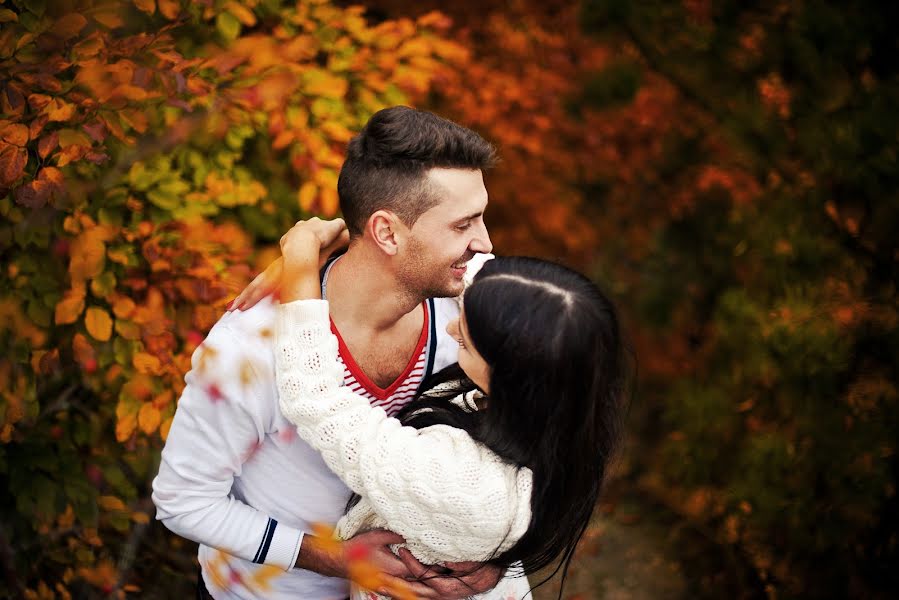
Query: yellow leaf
[[55, 290, 85, 325], [302, 70, 348, 99], [130, 511, 150, 524], [46, 99, 76, 122], [133, 352, 162, 375], [159, 416, 173, 440], [298, 181, 317, 212], [85, 307, 112, 341], [138, 402, 161, 434], [115, 412, 137, 442], [97, 495, 126, 512]]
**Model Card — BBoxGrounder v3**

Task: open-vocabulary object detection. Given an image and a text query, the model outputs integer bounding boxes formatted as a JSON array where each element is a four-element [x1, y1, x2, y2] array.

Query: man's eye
[[456, 223, 471, 231]]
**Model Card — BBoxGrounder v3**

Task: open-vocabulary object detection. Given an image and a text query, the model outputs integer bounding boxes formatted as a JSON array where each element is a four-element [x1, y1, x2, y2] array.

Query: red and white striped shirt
[[330, 304, 431, 417]]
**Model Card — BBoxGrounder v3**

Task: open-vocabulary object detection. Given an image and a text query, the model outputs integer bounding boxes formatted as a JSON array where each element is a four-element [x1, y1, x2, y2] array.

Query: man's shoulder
[[194, 297, 278, 373]]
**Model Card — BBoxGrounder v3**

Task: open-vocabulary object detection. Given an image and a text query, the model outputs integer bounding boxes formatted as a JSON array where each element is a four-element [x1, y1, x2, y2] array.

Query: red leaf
[[29, 114, 49, 139], [38, 132, 59, 159], [2, 83, 25, 117], [82, 121, 106, 143], [28, 94, 52, 111], [14, 179, 51, 209], [0, 143, 27, 187]]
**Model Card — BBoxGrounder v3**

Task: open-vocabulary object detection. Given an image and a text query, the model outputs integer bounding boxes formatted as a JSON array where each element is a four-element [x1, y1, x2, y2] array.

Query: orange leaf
[[93, 10, 125, 29], [55, 290, 86, 325], [225, 2, 257, 26], [112, 296, 136, 319], [158, 0, 180, 20], [115, 412, 137, 442], [38, 132, 59, 159], [85, 307, 113, 341], [133, 0, 156, 16], [320, 187, 339, 217], [72, 332, 95, 367], [298, 181, 317, 212], [69, 227, 111, 281], [0, 121, 28, 146], [48, 13, 88, 40], [131, 511, 150, 524], [97, 495, 127, 511], [0, 143, 27, 187], [46, 98, 76, 122], [133, 352, 162, 375], [138, 402, 161, 434], [160, 415, 173, 440]]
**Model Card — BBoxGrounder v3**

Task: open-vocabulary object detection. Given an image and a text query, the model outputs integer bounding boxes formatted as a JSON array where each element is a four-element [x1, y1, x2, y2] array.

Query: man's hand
[[297, 529, 463, 599], [397, 547, 504, 599]]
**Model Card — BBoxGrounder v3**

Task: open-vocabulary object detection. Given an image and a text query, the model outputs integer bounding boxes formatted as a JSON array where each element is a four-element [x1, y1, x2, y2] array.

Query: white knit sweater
[[275, 300, 533, 565]]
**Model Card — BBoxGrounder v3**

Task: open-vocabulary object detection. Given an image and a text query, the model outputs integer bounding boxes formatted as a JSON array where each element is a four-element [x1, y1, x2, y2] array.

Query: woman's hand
[[229, 218, 348, 310], [278, 217, 348, 303]]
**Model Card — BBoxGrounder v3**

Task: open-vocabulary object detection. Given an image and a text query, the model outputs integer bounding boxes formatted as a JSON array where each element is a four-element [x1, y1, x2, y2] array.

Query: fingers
[[442, 560, 482, 573], [355, 529, 407, 546], [376, 573, 441, 599], [395, 547, 452, 578]]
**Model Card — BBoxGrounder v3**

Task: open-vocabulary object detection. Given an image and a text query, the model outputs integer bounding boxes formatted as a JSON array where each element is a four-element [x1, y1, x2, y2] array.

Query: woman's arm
[[275, 301, 532, 563]]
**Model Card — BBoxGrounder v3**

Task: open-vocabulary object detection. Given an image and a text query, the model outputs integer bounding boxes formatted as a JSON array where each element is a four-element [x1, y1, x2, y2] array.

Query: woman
[[242, 219, 628, 599]]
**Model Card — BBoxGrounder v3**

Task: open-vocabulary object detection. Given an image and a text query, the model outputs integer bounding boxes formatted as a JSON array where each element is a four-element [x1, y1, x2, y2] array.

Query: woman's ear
[[367, 210, 403, 256]]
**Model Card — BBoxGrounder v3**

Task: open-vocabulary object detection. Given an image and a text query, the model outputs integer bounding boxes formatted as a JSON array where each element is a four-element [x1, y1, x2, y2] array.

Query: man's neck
[[325, 243, 423, 333]]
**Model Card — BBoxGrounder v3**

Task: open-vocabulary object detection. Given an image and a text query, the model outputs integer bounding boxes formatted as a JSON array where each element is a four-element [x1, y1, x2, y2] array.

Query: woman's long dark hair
[[394, 256, 630, 593]]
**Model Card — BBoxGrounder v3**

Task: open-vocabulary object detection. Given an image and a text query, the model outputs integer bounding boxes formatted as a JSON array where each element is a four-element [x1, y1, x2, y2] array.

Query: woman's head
[[452, 256, 630, 578]]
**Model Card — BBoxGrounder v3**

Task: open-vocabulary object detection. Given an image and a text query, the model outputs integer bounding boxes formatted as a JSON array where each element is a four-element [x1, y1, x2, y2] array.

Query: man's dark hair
[[337, 106, 497, 237]]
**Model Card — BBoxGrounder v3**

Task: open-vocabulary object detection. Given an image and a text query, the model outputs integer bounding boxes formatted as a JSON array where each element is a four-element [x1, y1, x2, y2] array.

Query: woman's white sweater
[[275, 300, 533, 565]]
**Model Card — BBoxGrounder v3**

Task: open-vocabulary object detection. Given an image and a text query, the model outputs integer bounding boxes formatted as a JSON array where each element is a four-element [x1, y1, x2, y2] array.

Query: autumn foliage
[[0, 0, 466, 595]]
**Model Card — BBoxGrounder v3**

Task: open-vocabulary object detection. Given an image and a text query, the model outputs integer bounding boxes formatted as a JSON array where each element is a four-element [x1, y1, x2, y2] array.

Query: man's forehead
[[423, 168, 488, 214]]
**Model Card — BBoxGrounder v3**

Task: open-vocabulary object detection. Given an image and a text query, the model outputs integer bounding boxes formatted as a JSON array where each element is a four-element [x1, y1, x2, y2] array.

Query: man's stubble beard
[[396, 238, 465, 301]]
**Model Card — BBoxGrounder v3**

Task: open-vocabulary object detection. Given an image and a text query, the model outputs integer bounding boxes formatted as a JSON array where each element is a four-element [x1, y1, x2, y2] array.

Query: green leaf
[[216, 12, 241, 42], [128, 162, 156, 191], [147, 188, 181, 210], [23, 0, 47, 17]]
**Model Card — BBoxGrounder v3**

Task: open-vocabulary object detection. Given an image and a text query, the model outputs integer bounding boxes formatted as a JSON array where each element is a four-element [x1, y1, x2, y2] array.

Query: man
[[152, 106, 503, 599]]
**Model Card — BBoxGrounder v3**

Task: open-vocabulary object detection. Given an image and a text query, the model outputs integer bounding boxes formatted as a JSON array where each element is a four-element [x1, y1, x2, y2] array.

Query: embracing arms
[[274, 220, 532, 563]]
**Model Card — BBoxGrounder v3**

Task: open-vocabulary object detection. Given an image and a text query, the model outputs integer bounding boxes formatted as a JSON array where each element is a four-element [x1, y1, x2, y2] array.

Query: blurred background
[[1, 0, 897, 598]]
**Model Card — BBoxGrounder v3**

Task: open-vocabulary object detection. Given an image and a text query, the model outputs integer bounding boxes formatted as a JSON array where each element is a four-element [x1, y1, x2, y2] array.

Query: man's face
[[396, 168, 492, 298]]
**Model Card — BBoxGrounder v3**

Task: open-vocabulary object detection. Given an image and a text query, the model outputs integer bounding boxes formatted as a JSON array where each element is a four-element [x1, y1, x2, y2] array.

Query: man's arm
[[151, 323, 304, 572]]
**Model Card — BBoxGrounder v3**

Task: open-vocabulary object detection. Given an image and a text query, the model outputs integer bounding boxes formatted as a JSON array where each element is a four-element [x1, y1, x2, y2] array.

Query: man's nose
[[469, 221, 492, 254]]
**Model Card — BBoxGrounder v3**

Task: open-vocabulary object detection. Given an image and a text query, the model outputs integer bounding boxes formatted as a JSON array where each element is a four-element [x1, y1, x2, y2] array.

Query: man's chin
[[423, 279, 465, 299]]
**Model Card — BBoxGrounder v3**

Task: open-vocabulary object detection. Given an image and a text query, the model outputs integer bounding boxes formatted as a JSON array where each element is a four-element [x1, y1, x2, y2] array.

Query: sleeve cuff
[[263, 521, 304, 571], [277, 299, 330, 335]]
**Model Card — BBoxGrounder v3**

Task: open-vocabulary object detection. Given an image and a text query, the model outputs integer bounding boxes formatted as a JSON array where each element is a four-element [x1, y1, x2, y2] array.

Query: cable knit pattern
[[275, 299, 533, 565]]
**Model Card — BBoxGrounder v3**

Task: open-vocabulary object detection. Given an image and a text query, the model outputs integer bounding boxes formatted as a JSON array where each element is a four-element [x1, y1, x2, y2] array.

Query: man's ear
[[367, 210, 403, 256]]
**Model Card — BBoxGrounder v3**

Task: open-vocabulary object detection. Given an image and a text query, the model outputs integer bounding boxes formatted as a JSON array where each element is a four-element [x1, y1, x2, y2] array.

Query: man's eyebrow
[[455, 211, 483, 223]]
